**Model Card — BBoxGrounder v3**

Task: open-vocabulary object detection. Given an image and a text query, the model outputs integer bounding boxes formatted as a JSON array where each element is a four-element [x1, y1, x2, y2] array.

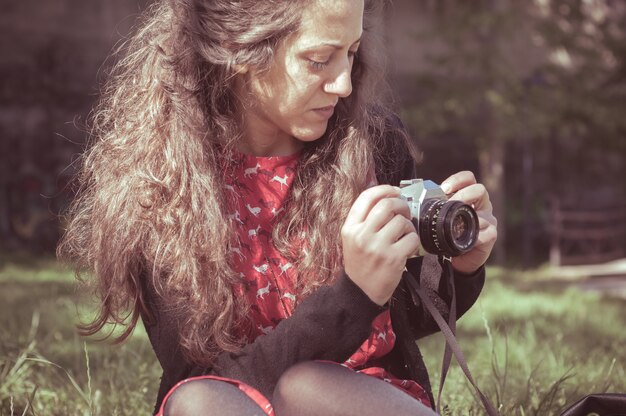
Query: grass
[[0, 254, 160, 415], [421, 268, 626, 415], [0, 255, 624, 415]]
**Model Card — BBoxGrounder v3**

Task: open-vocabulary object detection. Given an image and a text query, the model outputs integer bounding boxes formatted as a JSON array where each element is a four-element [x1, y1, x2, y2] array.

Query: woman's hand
[[440, 171, 498, 274], [341, 185, 420, 306]]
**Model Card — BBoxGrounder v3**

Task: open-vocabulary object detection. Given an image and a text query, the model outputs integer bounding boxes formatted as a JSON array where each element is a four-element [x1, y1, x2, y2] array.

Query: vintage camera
[[399, 179, 479, 257]]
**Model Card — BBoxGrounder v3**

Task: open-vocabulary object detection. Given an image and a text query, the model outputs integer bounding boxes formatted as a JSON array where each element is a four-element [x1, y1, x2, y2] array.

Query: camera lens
[[451, 215, 468, 240], [418, 199, 479, 257]]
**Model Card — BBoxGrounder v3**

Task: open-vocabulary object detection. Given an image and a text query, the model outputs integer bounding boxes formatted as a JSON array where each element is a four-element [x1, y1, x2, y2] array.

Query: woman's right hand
[[341, 185, 420, 306]]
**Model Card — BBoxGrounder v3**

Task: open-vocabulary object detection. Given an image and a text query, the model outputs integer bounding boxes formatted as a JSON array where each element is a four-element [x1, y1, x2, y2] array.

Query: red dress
[[157, 151, 431, 415]]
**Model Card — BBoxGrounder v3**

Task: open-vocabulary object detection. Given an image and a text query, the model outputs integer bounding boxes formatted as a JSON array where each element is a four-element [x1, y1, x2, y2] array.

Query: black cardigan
[[140, 119, 486, 413]]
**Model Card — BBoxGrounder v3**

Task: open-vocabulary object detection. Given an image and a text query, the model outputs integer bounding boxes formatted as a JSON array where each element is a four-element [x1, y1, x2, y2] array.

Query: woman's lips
[[313, 105, 335, 119]]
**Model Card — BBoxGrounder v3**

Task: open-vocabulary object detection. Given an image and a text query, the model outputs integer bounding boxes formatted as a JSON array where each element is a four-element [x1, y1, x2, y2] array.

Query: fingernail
[[441, 182, 451, 194]]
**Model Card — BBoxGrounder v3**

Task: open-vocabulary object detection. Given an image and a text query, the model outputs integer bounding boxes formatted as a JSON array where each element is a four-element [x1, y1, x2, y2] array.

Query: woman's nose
[[324, 60, 353, 98]]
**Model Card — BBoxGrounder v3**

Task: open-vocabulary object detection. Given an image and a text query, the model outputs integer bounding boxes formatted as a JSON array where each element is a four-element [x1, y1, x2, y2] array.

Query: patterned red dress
[[157, 151, 431, 415]]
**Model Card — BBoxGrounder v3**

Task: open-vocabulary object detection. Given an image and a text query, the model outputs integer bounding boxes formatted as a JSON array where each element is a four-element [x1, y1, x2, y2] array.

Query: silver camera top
[[399, 179, 447, 220]]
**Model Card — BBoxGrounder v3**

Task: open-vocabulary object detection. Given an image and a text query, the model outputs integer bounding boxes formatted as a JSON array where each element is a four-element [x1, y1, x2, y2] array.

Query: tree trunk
[[479, 136, 506, 265]]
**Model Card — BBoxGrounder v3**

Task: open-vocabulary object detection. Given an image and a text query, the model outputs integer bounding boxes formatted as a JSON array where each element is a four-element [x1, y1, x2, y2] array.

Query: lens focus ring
[[418, 199, 479, 257]]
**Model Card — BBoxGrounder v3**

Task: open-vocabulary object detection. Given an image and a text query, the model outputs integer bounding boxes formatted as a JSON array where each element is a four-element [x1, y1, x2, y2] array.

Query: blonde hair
[[58, 0, 413, 367]]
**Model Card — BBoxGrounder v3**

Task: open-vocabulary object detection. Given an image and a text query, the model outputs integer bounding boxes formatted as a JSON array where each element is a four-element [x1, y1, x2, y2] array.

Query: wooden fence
[[550, 200, 626, 267]]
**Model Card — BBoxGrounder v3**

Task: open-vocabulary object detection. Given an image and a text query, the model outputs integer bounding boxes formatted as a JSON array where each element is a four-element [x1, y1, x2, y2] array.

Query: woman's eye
[[308, 59, 330, 70], [307, 49, 358, 70]]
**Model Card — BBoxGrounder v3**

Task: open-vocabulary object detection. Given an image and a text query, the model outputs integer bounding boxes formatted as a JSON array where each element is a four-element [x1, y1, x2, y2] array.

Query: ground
[[0, 254, 624, 415]]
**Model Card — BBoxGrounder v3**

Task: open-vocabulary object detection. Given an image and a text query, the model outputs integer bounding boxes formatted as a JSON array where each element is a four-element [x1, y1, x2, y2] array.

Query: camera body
[[399, 179, 479, 257]]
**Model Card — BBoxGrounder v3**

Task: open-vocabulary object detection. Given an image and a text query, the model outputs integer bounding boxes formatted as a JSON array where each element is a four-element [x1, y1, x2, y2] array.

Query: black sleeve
[[143, 272, 385, 411], [209, 272, 385, 396], [373, 111, 420, 188]]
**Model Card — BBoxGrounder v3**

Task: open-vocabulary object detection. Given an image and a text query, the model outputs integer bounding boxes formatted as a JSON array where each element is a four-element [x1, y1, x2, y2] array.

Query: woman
[[59, 0, 497, 414]]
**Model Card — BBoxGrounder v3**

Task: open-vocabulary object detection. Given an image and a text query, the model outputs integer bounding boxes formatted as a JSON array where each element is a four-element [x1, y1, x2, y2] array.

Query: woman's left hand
[[440, 171, 498, 274]]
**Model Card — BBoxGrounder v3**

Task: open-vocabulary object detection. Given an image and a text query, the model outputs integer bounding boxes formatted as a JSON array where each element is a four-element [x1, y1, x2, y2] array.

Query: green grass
[[420, 268, 626, 415], [0, 254, 160, 415], [1, 256, 624, 415]]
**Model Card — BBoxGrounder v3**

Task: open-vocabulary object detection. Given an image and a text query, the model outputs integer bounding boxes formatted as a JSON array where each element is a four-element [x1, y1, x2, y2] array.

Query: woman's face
[[240, 0, 364, 156]]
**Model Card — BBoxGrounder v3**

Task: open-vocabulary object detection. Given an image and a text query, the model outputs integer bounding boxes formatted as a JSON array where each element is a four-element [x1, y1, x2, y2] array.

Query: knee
[[273, 361, 325, 403], [163, 379, 219, 416], [164, 378, 264, 416]]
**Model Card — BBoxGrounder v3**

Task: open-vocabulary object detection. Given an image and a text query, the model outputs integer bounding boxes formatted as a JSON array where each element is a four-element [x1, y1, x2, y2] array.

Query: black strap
[[405, 262, 500, 416]]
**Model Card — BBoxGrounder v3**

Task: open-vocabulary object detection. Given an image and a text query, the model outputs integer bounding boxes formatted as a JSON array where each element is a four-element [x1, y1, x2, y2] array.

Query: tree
[[396, 0, 626, 266]]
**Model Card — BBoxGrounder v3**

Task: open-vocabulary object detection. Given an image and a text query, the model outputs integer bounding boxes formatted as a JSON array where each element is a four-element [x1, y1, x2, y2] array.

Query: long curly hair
[[58, 0, 416, 367]]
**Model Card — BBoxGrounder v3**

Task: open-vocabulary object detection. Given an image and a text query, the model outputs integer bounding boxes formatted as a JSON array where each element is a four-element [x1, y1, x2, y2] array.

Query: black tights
[[163, 379, 267, 416], [164, 361, 437, 416]]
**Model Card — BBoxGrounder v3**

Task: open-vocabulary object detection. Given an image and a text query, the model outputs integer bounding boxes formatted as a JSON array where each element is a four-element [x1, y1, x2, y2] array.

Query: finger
[[448, 183, 492, 211], [377, 213, 415, 244], [344, 185, 400, 227], [468, 212, 497, 247], [391, 228, 421, 259], [473, 222, 498, 249], [477, 215, 495, 232], [440, 171, 476, 195], [364, 197, 411, 232]]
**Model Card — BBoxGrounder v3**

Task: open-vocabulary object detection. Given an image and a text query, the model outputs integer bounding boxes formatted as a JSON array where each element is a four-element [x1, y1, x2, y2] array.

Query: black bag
[[559, 393, 626, 416]]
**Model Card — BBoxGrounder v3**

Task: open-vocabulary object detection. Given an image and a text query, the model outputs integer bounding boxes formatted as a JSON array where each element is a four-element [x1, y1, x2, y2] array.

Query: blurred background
[[1, 0, 148, 256], [1, 1, 625, 414], [1, 0, 624, 268]]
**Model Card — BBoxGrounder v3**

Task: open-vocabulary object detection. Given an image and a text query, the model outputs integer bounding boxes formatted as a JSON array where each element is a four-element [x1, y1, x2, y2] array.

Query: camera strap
[[404, 261, 500, 416]]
